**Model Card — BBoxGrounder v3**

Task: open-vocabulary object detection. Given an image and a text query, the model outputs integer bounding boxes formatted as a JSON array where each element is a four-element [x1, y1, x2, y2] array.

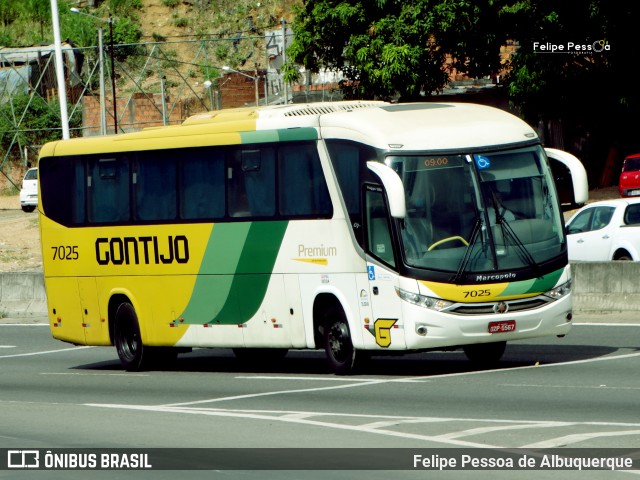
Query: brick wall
[[81, 93, 186, 136], [218, 71, 264, 109], [81, 72, 265, 135]]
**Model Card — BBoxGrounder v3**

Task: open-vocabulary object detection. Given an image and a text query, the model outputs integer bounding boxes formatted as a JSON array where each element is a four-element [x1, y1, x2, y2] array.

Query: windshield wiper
[[495, 214, 541, 277], [451, 217, 482, 284]]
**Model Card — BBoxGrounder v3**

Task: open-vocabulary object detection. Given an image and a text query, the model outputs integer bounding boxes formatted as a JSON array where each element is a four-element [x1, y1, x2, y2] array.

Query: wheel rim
[[118, 319, 140, 362], [328, 321, 350, 364]]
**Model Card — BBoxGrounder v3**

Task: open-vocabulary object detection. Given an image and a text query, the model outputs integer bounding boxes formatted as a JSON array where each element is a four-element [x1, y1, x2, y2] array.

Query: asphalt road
[[1, 320, 639, 480]]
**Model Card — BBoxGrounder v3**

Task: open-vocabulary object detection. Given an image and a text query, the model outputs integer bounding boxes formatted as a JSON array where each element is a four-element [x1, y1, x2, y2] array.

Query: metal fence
[[1, 25, 340, 188]]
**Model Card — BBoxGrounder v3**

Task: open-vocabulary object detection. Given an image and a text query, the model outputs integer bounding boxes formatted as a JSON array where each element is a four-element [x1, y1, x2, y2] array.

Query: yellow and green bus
[[38, 101, 588, 373]]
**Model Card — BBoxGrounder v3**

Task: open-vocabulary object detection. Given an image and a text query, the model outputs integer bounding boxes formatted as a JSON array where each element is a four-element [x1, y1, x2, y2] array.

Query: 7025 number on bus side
[[51, 246, 79, 260]]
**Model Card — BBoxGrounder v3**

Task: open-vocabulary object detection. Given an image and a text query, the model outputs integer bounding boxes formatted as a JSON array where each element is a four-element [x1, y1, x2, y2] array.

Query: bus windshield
[[387, 145, 565, 275]]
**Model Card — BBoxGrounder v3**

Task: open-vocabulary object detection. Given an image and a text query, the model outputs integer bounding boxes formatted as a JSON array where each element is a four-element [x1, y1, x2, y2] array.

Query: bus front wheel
[[114, 302, 149, 371], [462, 341, 506, 365], [323, 308, 365, 375]]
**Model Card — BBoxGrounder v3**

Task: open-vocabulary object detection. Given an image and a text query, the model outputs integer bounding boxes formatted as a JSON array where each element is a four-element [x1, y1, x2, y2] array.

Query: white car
[[19, 167, 38, 212], [565, 197, 640, 261]]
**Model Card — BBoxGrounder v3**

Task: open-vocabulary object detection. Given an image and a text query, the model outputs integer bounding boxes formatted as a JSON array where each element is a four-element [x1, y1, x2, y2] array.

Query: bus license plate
[[488, 320, 516, 334]]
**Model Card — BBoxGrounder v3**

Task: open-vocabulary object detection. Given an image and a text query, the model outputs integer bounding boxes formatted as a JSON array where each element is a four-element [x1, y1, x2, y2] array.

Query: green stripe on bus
[[240, 128, 318, 144], [180, 221, 288, 325], [499, 268, 563, 297]]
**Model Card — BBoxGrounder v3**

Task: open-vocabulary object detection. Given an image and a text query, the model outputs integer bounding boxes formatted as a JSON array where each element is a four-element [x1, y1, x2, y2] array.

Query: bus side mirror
[[545, 148, 589, 211], [366, 161, 406, 219]]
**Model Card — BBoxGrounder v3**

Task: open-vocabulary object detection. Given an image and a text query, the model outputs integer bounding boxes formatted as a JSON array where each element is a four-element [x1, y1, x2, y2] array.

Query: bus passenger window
[[180, 148, 225, 220], [134, 153, 177, 221], [88, 157, 130, 223], [228, 147, 275, 218], [279, 143, 332, 217]]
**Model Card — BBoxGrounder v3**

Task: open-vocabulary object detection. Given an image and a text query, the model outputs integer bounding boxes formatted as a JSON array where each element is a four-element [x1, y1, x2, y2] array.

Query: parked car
[[565, 198, 640, 261], [19, 167, 38, 212], [618, 153, 640, 197]]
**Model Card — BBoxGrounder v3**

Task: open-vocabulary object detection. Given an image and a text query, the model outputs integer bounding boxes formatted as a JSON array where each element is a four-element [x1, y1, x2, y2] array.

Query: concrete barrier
[[1, 263, 639, 318], [0, 272, 47, 317], [571, 261, 640, 313]]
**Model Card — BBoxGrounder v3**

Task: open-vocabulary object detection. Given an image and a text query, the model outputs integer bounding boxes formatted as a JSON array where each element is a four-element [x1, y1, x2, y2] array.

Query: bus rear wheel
[[324, 308, 365, 375], [114, 302, 149, 371], [462, 341, 506, 365]]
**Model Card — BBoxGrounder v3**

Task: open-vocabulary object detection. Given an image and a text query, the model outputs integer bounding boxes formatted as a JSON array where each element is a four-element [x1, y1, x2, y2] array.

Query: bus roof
[[39, 101, 537, 158], [316, 103, 538, 151]]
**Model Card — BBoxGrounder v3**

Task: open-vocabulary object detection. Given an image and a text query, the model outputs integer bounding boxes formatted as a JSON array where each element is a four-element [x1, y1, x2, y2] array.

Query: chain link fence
[[1, 28, 343, 190]]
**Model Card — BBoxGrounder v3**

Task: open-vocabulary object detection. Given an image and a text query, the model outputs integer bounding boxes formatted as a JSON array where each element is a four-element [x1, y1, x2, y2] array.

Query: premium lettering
[[297, 244, 337, 257], [95, 236, 189, 265]]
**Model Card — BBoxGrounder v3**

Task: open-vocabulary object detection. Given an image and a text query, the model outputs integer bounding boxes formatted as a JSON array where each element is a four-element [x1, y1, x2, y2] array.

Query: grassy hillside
[[1, 1, 298, 46]]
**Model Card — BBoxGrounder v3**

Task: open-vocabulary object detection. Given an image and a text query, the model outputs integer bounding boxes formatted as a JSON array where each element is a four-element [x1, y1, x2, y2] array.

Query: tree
[[25, 0, 50, 42], [500, 1, 640, 183], [0, 94, 81, 161], [288, 0, 506, 100]]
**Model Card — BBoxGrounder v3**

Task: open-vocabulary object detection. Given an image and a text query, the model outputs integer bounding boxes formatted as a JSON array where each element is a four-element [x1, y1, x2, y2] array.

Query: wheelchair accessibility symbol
[[475, 155, 491, 169], [367, 265, 376, 281]]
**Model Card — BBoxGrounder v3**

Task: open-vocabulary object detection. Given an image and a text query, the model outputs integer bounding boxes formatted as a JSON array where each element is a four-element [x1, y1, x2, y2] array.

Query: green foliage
[[173, 16, 189, 28], [110, 16, 143, 61], [61, 12, 102, 49], [109, 0, 142, 15], [0, 94, 81, 150], [289, 0, 505, 100], [281, 62, 301, 84], [0, 0, 20, 28], [500, 1, 640, 141], [26, 0, 51, 41]]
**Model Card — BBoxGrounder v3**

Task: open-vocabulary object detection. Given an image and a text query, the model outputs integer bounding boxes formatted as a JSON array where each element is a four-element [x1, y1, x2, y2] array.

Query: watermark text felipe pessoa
[[533, 40, 610, 53]]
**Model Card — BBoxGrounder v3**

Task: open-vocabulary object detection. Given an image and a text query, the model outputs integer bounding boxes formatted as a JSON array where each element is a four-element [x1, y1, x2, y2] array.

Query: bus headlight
[[395, 287, 453, 311], [544, 280, 572, 300]]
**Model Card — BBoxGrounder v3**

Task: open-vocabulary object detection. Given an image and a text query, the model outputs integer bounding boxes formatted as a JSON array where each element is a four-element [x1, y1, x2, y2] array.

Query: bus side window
[[279, 143, 332, 217], [365, 187, 395, 268], [134, 152, 177, 221], [228, 147, 276, 218], [88, 157, 130, 223], [180, 148, 225, 220]]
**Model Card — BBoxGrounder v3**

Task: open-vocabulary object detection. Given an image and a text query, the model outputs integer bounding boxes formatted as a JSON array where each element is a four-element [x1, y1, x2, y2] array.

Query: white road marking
[[0, 346, 93, 359], [574, 323, 640, 327], [501, 383, 640, 391], [234, 375, 429, 383], [0, 324, 49, 327], [159, 350, 640, 407], [85, 403, 640, 449], [234, 375, 388, 382], [524, 429, 640, 448], [433, 422, 573, 440], [40, 372, 148, 377], [84, 403, 499, 448], [160, 379, 389, 407], [0, 346, 16, 348]]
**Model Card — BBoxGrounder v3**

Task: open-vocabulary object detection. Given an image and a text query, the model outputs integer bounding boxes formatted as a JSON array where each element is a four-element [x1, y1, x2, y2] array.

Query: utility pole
[[281, 18, 288, 104], [108, 14, 118, 134], [50, 0, 70, 139], [98, 28, 107, 135]]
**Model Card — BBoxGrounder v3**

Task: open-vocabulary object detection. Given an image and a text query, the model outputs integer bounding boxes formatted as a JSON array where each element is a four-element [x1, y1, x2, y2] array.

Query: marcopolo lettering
[[95, 236, 189, 265]]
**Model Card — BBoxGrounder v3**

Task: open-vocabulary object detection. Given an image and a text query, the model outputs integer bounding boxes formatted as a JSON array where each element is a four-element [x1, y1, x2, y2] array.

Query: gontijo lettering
[[95, 236, 189, 265]]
